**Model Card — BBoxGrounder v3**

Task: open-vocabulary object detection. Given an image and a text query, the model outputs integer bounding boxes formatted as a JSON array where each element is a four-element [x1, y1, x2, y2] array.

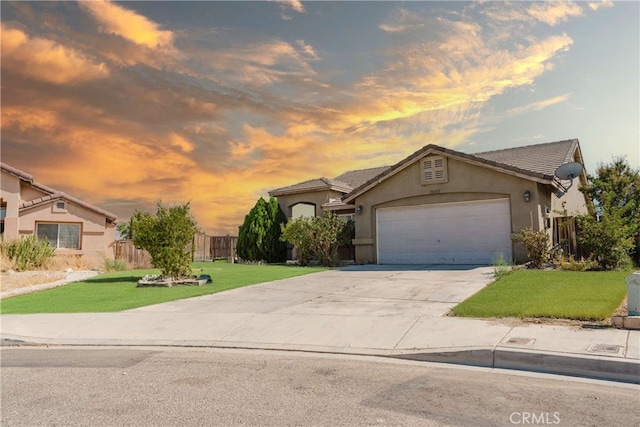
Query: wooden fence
[[114, 234, 238, 268]]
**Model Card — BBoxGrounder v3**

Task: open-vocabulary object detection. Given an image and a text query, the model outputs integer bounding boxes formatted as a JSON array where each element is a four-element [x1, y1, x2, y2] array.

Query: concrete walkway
[[1, 266, 638, 383]]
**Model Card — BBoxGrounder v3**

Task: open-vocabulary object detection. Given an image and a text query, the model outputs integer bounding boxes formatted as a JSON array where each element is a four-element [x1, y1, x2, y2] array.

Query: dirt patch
[[1, 271, 66, 292]]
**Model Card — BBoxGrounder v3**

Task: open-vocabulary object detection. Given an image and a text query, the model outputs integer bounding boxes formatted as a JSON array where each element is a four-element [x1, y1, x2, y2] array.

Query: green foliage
[[280, 217, 314, 266], [553, 254, 599, 272], [280, 212, 350, 267], [516, 228, 549, 268], [576, 193, 635, 270], [492, 254, 513, 280], [237, 197, 287, 263], [131, 202, 198, 278], [116, 220, 132, 240], [0, 235, 55, 271], [579, 157, 640, 264]]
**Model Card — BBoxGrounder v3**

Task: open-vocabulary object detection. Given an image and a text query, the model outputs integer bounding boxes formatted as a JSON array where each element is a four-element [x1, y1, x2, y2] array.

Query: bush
[[516, 228, 549, 268], [553, 255, 599, 271], [0, 235, 55, 271], [103, 257, 129, 272], [576, 194, 635, 270], [131, 202, 198, 278], [492, 255, 513, 280], [280, 212, 350, 267]]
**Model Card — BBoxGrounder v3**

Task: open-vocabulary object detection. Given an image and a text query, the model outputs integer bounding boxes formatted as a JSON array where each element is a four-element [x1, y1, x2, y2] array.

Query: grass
[[452, 269, 630, 321], [0, 261, 326, 314]]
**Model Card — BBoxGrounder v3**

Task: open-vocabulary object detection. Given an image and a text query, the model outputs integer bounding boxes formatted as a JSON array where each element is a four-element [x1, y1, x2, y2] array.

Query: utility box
[[627, 272, 640, 316]]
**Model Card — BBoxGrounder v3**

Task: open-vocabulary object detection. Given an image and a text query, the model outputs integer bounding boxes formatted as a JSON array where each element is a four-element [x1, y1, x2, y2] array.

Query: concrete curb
[[3, 335, 638, 385], [391, 347, 640, 384]]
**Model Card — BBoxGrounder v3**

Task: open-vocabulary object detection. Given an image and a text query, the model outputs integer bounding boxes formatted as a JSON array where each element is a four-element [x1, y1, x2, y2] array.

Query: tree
[[116, 220, 132, 240], [237, 197, 287, 262], [578, 157, 640, 268], [280, 217, 314, 266], [131, 202, 198, 278]]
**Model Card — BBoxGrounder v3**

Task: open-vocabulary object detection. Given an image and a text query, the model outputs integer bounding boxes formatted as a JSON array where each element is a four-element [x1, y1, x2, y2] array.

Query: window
[[291, 203, 315, 218], [36, 223, 81, 249], [422, 155, 448, 184]]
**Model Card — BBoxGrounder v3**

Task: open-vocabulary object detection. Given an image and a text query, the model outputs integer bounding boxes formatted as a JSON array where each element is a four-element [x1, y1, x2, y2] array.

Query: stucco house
[[1, 162, 117, 263], [269, 139, 589, 265]]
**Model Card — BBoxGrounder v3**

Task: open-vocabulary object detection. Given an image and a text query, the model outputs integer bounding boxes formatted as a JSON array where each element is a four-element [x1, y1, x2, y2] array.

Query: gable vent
[[422, 155, 448, 184]]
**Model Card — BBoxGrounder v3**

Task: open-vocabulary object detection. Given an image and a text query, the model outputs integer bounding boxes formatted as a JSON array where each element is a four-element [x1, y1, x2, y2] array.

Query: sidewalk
[[1, 267, 639, 384]]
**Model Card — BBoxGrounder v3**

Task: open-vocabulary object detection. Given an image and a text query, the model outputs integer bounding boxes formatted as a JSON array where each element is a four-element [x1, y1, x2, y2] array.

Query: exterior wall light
[[356, 205, 363, 215], [524, 190, 531, 203]]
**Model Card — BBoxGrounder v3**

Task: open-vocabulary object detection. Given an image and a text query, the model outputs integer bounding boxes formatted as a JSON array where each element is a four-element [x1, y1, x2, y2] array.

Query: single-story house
[[269, 139, 589, 265], [1, 162, 117, 263]]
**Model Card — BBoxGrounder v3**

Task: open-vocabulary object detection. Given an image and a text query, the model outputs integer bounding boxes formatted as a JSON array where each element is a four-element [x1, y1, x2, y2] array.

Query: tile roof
[[1, 162, 117, 222], [473, 139, 579, 177], [268, 177, 352, 196], [333, 166, 391, 189], [343, 139, 582, 203]]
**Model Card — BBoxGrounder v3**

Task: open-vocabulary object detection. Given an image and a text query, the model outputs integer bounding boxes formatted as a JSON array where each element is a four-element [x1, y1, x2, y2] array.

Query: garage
[[376, 199, 513, 264]]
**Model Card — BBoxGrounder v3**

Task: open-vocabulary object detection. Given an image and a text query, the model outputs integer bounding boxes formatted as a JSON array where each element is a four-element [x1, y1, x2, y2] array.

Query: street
[[1, 347, 637, 426]]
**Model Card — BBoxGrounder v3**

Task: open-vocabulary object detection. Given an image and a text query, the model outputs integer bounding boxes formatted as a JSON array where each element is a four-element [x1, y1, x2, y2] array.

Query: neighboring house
[[1, 162, 117, 263], [269, 139, 589, 265]]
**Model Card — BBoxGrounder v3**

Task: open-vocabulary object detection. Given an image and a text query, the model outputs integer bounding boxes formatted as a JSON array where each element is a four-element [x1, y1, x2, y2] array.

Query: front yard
[[452, 269, 629, 321], [0, 261, 326, 314]]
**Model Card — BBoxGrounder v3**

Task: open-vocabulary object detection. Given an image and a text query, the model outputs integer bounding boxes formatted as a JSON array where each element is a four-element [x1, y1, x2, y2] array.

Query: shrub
[[553, 254, 599, 271], [131, 202, 198, 278], [576, 194, 635, 270], [492, 255, 513, 280], [280, 212, 350, 267], [103, 257, 129, 272], [0, 235, 55, 271], [516, 228, 549, 268]]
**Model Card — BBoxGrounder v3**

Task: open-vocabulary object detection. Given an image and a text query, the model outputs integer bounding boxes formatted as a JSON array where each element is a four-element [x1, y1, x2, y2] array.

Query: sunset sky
[[2, 1, 638, 234]]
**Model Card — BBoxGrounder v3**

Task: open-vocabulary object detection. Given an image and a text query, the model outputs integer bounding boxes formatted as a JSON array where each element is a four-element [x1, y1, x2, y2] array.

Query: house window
[[291, 203, 315, 218], [36, 223, 81, 249], [422, 156, 448, 184]]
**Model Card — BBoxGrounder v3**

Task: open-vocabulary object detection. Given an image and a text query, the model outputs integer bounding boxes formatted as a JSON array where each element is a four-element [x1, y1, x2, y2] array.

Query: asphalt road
[[1, 347, 637, 427]]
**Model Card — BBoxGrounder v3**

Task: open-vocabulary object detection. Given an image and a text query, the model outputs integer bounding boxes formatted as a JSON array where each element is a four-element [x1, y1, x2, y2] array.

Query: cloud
[[0, 24, 109, 84], [505, 94, 571, 117], [379, 8, 425, 33], [527, 2, 584, 26], [79, 0, 173, 49], [273, 0, 305, 20], [588, 1, 614, 11]]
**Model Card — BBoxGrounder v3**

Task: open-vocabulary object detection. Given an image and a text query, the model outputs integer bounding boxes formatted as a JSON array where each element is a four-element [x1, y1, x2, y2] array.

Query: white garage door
[[377, 199, 512, 264]]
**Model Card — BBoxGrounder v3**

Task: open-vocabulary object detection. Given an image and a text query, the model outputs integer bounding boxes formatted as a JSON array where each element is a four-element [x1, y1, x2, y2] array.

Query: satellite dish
[[555, 162, 584, 180], [554, 162, 584, 198]]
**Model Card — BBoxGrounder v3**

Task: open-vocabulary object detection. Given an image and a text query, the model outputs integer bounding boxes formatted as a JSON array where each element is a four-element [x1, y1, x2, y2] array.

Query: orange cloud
[[0, 24, 109, 84], [79, 0, 173, 49]]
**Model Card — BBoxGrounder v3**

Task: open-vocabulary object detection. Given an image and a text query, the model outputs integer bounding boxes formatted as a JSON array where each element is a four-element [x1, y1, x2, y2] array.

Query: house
[[1, 162, 117, 263], [269, 139, 589, 265]]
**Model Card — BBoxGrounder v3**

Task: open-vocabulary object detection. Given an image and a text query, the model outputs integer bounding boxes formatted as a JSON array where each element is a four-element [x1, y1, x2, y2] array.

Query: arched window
[[291, 203, 315, 218]]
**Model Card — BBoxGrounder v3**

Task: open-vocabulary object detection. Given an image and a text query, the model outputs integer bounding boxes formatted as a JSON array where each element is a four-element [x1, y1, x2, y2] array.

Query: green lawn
[[0, 261, 326, 314], [452, 269, 629, 321]]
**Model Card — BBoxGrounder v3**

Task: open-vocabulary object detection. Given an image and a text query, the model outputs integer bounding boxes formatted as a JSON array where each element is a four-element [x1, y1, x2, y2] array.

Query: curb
[[391, 347, 640, 384], [2, 336, 638, 385]]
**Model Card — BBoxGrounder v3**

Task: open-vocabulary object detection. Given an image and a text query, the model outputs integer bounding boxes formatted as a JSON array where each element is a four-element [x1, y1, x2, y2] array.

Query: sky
[[1, 0, 638, 235]]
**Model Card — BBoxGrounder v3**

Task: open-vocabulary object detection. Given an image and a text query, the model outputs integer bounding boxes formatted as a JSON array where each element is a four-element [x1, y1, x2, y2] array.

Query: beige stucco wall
[[1, 170, 21, 240], [351, 155, 555, 264], [19, 201, 115, 261]]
